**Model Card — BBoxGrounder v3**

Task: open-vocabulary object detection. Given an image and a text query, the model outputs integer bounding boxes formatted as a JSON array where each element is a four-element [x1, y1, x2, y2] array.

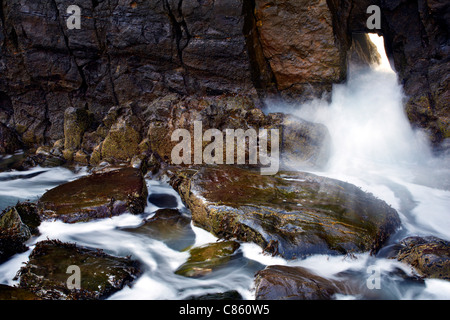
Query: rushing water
[[1, 35, 449, 300]]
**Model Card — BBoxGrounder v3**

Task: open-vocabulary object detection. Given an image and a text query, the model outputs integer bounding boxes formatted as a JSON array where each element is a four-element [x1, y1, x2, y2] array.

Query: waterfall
[[264, 34, 450, 241]]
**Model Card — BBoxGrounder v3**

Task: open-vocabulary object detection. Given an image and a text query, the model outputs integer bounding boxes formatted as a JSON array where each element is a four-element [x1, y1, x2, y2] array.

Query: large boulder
[[16, 240, 141, 300], [170, 165, 401, 259], [38, 167, 148, 223], [253, 0, 347, 100]]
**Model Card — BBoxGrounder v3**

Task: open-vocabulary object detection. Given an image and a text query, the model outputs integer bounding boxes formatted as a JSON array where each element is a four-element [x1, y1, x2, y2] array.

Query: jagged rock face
[[0, 0, 346, 151], [0, 0, 447, 152], [0, 0, 257, 148], [381, 0, 450, 145], [253, 0, 346, 100]]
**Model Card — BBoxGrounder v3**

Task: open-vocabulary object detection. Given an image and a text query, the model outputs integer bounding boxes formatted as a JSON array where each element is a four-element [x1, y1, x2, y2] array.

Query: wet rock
[[38, 167, 148, 223], [123, 209, 195, 251], [175, 241, 241, 278], [0, 153, 28, 172], [148, 193, 178, 208], [254, 0, 346, 100], [389, 236, 450, 280], [16, 240, 141, 300], [254, 265, 353, 300], [0, 123, 23, 155], [0, 206, 31, 263], [14, 201, 41, 236], [170, 165, 401, 259], [0, 284, 41, 300]]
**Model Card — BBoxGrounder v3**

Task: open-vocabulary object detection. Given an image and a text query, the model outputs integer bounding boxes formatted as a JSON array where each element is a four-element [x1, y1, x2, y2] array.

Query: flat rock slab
[[16, 240, 141, 300], [170, 165, 401, 259], [38, 167, 148, 223]]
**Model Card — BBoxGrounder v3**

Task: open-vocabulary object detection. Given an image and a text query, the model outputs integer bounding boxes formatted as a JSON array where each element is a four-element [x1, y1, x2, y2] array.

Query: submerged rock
[[170, 165, 401, 259], [16, 240, 141, 300], [389, 236, 450, 280], [38, 167, 148, 223], [175, 241, 241, 278], [148, 193, 179, 208], [123, 209, 195, 251], [186, 290, 243, 300], [254, 265, 353, 300]]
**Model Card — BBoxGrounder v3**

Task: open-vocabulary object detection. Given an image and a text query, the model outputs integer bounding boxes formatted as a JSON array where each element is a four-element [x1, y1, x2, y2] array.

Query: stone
[[16, 240, 141, 300], [175, 241, 241, 278], [170, 165, 401, 259], [100, 108, 142, 163], [38, 167, 148, 223], [64, 107, 91, 152], [254, 265, 353, 300], [0, 206, 31, 262], [389, 236, 450, 280], [148, 193, 179, 208], [254, 0, 346, 100]]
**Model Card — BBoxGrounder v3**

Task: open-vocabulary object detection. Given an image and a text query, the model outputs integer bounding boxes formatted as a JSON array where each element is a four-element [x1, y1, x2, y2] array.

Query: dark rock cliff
[[0, 0, 447, 160]]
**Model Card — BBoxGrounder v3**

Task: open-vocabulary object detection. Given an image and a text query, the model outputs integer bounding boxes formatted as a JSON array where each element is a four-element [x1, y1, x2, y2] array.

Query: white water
[[262, 34, 450, 298], [1, 35, 449, 300]]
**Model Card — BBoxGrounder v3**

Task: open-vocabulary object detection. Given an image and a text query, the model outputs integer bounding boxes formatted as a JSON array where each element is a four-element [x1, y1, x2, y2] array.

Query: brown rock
[[254, 265, 354, 300], [38, 167, 148, 223]]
